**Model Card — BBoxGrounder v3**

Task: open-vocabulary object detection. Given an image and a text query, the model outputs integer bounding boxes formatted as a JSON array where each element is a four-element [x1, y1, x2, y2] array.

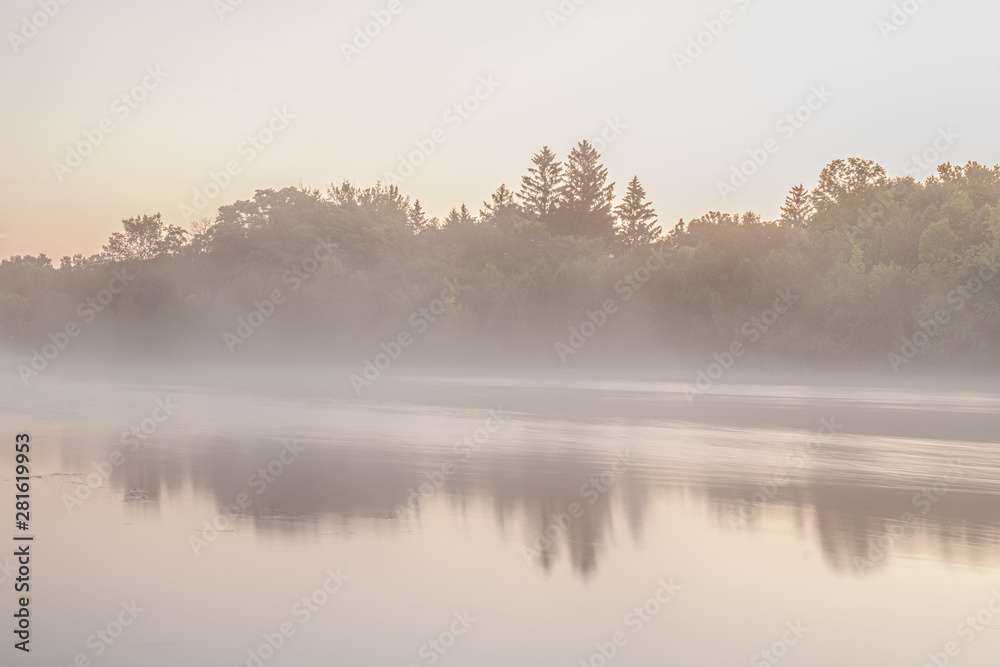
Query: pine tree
[[666, 219, 686, 245], [780, 184, 813, 227], [614, 176, 661, 247], [408, 200, 437, 232], [444, 204, 476, 228], [518, 146, 563, 221], [553, 140, 615, 239], [480, 184, 520, 227]]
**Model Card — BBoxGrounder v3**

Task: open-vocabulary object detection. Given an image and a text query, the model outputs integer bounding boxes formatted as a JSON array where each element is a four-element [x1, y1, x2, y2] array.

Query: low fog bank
[[3, 160, 1000, 377], [11, 371, 1000, 577], [5, 361, 1000, 446]]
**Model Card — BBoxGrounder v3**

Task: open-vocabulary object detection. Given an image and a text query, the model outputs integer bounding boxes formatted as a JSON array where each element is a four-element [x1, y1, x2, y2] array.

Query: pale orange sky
[[1, 0, 997, 259]]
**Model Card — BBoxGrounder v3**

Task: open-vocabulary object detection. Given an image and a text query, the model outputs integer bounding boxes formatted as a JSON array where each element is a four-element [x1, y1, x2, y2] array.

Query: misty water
[[5, 370, 1000, 667]]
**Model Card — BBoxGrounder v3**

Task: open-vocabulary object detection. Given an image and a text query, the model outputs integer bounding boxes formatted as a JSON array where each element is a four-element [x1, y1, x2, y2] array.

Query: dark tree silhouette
[[102, 213, 188, 262], [444, 204, 476, 227], [408, 200, 436, 232], [780, 184, 814, 227], [552, 140, 616, 239], [480, 184, 520, 227], [614, 176, 661, 247], [518, 146, 563, 222]]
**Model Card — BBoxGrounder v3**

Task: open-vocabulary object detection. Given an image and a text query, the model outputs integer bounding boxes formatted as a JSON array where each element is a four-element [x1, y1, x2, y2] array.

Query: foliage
[[3, 157, 1000, 371]]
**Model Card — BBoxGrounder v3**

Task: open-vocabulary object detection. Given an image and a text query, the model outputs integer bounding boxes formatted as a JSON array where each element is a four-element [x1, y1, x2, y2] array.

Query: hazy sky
[[2, 0, 998, 259]]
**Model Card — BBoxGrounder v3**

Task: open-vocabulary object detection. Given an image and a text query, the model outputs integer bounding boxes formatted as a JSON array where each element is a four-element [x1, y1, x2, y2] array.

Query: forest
[[2, 141, 999, 375]]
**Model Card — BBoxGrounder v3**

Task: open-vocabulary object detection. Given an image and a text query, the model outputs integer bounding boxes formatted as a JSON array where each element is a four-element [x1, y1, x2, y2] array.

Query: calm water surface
[[3, 372, 1000, 666]]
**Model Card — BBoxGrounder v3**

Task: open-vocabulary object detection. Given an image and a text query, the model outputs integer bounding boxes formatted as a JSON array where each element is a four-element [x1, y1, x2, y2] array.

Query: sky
[[1, 0, 998, 259]]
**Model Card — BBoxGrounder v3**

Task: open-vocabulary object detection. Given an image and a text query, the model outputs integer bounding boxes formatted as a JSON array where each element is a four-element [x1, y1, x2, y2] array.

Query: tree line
[[1, 147, 999, 373]]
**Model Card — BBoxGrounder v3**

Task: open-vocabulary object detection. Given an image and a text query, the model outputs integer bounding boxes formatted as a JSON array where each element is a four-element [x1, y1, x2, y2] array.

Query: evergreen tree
[[614, 176, 660, 247], [444, 204, 476, 227], [408, 200, 437, 232], [780, 184, 813, 227], [553, 140, 615, 239], [518, 146, 563, 221], [666, 219, 686, 246], [480, 184, 520, 227]]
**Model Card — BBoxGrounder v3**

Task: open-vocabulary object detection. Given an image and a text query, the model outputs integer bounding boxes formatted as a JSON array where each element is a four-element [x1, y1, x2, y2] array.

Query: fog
[[5, 0, 1000, 665]]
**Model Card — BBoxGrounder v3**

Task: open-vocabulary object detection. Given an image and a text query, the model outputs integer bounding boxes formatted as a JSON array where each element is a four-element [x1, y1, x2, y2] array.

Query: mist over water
[[5, 369, 1000, 666], [6, 1, 1000, 664]]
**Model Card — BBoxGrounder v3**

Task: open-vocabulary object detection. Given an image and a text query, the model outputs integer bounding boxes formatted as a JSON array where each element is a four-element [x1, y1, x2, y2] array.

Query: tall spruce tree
[[408, 200, 437, 232], [780, 184, 813, 227], [553, 140, 615, 239], [444, 204, 476, 227], [480, 184, 520, 227], [518, 146, 563, 221], [614, 176, 660, 247]]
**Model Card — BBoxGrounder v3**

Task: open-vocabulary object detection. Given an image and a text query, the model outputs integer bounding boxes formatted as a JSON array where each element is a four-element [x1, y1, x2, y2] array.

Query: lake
[[4, 369, 1000, 667]]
